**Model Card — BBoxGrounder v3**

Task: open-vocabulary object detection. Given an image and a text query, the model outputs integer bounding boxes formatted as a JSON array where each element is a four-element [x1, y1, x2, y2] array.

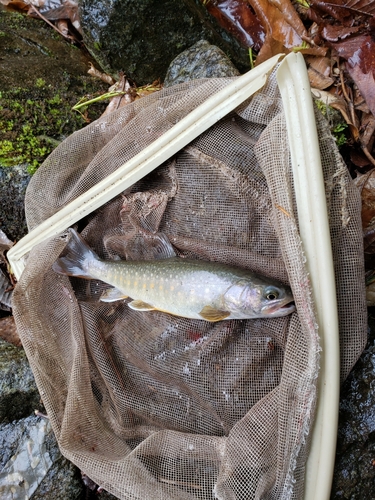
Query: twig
[[361, 145, 375, 168], [29, 5, 72, 41]]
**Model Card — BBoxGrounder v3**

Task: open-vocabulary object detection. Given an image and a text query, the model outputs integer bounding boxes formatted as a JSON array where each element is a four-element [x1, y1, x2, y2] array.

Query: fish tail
[[52, 228, 99, 279]]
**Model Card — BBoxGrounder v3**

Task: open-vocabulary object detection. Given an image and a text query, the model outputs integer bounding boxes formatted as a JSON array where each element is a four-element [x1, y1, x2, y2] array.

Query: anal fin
[[128, 300, 156, 311], [100, 287, 128, 303], [198, 305, 230, 322]]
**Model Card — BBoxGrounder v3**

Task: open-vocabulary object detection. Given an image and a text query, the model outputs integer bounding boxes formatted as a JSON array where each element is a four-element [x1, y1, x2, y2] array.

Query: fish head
[[223, 278, 295, 319]]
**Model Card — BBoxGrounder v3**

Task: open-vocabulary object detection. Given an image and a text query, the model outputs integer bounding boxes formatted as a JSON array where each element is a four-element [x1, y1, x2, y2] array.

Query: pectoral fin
[[198, 306, 230, 322], [100, 287, 128, 302], [128, 300, 156, 311]]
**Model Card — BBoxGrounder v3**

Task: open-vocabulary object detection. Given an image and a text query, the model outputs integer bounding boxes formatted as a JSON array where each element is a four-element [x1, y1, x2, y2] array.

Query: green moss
[[35, 78, 46, 88], [0, 81, 107, 174]]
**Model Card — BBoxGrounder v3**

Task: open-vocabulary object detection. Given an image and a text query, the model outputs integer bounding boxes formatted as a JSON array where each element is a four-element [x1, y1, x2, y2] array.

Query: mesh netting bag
[[12, 68, 367, 499]]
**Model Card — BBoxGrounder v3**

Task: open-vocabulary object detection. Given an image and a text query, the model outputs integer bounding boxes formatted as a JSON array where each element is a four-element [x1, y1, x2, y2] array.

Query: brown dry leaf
[[353, 170, 375, 229], [330, 29, 375, 115], [306, 56, 334, 89], [101, 75, 135, 118], [360, 112, 375, 149], [0, 0, 29, 9], [346, 38, 375, 118]]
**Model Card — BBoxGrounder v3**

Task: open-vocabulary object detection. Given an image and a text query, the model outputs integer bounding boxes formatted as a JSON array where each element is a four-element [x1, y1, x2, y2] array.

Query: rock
[[0, 165, 31, 242], [163, 40, 240, 88], [79, 0, 248, 85], [0, 414, 83, 499], [331, 317, 375, 498], [0, 6, 108, 186], [0, 338, 41, 423]]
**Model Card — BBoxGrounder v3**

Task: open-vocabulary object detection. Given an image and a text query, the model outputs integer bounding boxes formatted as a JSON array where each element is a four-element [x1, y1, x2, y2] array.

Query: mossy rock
[[79, 0, 249, 85], [0, 6, 108, 175]]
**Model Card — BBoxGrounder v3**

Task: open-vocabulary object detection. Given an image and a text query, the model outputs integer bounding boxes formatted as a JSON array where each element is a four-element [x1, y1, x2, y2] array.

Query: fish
[[52, 229, 295, 322]]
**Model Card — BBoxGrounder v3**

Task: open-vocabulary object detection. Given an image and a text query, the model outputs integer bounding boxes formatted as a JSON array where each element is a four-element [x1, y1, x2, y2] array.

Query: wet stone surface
[[79, 0, 249, 85], [332, 314, 375, 498], [0, 6, 108, 186], [0, 338, 41, 424], [164, 39, 240, 88], [0, 415, 83, 499], [0, 165, 31, 242]]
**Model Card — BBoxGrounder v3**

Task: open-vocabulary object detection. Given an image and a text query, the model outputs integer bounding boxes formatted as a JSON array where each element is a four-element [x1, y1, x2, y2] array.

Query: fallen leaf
[[354, 169, 375, 229], [249, 0, 306, 63], [203, 0, 265, 50], [360, 112, 375, 148], [306, 56, 334, 89], [307, 0, 375, 22], [321, 24, 361, 42], [350, 149, 372, 168]]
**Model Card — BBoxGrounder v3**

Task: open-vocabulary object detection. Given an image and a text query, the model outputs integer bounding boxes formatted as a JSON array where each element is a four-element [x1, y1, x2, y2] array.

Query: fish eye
[[265, 288, 279, 300]]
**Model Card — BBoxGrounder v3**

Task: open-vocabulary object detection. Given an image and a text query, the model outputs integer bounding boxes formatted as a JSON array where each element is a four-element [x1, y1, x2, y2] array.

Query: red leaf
[[308, 0, 375, 21], [332, 34, 375, 117]]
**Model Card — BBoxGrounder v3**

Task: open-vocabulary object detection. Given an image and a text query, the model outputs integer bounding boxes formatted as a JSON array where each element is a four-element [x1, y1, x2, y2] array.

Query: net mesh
[[12, 69, 367, 499]]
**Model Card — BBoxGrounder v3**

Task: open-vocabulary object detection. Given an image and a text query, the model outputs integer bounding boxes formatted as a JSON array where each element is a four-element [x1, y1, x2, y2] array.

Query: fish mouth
[[262, 300, 296, 317]]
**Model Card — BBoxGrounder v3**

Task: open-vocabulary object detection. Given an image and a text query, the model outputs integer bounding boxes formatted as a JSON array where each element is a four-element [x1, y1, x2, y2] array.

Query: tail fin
[[52, 228, 99, 279]]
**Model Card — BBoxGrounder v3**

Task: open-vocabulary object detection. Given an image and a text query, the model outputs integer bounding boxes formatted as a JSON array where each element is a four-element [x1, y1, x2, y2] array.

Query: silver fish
[[53, 229, 295, 322]]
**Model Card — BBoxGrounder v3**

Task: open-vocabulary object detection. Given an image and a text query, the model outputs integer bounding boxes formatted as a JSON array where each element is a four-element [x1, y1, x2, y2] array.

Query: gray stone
[[0, 165, 30, 243], [331, 318, 375, 498], [0, 7, 108, 188], [164, 40, 240, 88], [0, 414, 83, 499], [79, 0, 248, 85], [0, 339, 41, 424]]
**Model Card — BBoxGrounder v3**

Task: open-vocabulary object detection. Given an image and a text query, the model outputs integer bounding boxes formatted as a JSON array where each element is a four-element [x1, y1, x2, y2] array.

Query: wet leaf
[[321, 24, 361, 43], [202, 0, 266, 51], [248, 0, 313, 63], [354, 170, 375, 229], [308, 0, 375, 21], [306, 56, 334, 89], [332, 33, 375, 117], [350, 149, 372, 168]]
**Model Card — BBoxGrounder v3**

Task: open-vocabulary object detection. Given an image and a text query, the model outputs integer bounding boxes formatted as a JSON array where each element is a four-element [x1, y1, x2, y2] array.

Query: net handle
[[277, 52, 340, 500]]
